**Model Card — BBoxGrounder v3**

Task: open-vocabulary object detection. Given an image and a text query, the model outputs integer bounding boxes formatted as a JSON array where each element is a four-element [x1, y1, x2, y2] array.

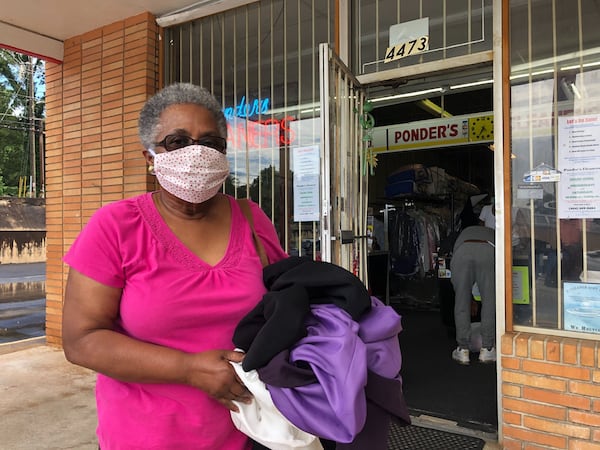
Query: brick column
[[44, 12, 159, 346], [501, 332, 600, 449]]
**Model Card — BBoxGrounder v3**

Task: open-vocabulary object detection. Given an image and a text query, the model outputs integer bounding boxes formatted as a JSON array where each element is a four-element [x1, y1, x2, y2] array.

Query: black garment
[[256, 349, 316, 387], [389, 212, 420, 276], [252, 439, 336, 449], [262, 257, 371, 320], [232, 284, 311, 371], [459, 197, 480, 229], [336, 371, 411, 450], [233, 257, 371, 371]]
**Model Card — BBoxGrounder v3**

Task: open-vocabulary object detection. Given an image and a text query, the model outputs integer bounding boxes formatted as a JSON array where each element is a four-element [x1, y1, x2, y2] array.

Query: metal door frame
[[319, 43, 369, 284]]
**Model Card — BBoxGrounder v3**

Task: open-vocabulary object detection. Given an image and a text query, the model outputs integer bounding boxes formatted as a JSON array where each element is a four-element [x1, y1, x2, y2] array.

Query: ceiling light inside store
[[561, 61, 600, 71], [510, 69, 555, 80], [512, 47, 600, 76], [266, 102, 319, 116], [370, 87, 444, 103], [300, 106, 321, 114], [449, 79, 493, 90], [370, 78, 494, 105]]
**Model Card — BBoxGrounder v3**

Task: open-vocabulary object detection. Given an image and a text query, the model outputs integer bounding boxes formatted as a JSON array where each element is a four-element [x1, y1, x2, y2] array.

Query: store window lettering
[[566, 116, 598, 125], [224, 96, 297, 147], [227, 116, 297, 148], [224, 96, 270, 120]]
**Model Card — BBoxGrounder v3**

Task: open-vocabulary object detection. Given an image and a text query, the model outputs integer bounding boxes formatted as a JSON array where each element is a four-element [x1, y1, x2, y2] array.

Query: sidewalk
[[0, 342, 97, 450], [1, 341, 501, 450]]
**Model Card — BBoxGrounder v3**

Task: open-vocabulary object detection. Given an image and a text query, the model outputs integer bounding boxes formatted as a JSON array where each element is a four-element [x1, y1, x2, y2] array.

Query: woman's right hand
[[184, 349, 253, 412]]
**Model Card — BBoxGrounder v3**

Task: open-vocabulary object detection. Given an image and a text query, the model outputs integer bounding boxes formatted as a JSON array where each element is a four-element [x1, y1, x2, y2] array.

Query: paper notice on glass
[[563, 282, 600, 334], [557, 115, 600, 218], [512, 266, 530, 305], [292, 145, 320, 222], [517, 183, 544, 199]]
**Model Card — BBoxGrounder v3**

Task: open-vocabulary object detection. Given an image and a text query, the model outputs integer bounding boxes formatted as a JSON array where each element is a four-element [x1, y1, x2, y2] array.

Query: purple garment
[[268, 305, 368, 443], [358, 297, 403, 379], [265, 297, 403, 443]]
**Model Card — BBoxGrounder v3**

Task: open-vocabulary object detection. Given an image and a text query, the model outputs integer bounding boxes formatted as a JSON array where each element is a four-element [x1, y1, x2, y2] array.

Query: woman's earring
[[148, 165, 155, 175]]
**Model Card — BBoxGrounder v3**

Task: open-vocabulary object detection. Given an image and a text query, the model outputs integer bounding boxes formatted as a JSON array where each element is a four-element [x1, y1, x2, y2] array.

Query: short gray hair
[[138, 83, 228, 149]]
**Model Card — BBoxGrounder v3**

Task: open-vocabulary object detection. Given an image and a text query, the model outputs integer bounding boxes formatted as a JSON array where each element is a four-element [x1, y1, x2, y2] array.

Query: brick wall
[[501, 332, 600, 449], [44, 12, 159, 346]]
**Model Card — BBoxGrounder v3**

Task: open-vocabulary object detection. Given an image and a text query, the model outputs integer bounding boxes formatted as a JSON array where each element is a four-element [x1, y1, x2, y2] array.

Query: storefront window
[[510, 0, 600, 335], [163, 0, 335, 256], [352, 0, 493, 75]]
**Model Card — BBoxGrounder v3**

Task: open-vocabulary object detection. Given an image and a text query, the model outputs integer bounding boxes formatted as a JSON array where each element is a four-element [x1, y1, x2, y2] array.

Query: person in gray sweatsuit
[[450, 225, 496, 364]]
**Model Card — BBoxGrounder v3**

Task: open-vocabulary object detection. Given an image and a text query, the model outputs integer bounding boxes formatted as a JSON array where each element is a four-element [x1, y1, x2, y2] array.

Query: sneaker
[[479, 347, 496, 363], [452, 347, 470, 365]]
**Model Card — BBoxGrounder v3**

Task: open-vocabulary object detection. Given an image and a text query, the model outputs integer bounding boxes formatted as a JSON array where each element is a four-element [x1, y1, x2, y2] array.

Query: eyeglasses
[[153, 135, 227, 153]]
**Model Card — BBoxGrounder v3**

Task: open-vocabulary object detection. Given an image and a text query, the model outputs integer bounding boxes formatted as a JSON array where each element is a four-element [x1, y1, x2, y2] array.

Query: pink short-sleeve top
[[63, 193, 288, 450]]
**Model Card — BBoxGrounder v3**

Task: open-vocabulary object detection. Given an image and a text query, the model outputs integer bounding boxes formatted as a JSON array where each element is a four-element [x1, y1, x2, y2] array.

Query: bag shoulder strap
[[237, 198, 269, 268]]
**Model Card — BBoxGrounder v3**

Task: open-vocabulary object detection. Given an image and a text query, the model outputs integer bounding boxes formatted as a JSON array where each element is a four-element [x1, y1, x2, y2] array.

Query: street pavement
[[0, 262, 46, 283], [0, 262, 46, 344]]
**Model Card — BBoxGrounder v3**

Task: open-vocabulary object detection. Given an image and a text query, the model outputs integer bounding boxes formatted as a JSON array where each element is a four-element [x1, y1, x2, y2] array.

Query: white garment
[[229, 360, 324, 450], [479, 204, 495, 229]]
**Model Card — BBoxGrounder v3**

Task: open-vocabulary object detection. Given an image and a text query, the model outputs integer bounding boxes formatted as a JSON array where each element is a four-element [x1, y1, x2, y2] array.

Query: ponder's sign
[[369, 113, 494, 153]]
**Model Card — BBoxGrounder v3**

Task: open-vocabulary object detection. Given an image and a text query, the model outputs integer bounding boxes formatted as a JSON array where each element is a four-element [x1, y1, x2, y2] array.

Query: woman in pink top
[[62, 83, 287, 450]]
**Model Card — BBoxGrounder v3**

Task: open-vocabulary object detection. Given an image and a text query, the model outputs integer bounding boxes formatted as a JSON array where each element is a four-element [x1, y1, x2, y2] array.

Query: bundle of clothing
[[230, 256, 411, 450], [384, 164, 479, 201], [388, 208, 446, 278]]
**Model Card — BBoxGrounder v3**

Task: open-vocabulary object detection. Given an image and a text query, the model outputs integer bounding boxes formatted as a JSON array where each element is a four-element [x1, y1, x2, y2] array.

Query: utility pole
[[28, 60, 37, 198], [39, 120, 45, 198]]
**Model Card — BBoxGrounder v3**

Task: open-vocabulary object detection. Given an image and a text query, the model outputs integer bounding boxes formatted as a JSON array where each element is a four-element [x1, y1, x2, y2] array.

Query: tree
[[0, 49, 45, 196], [223, 164, 284, 235], [0, 125, 26, 196], [247, 165, 284, 234], [236, 164, 287, 249]]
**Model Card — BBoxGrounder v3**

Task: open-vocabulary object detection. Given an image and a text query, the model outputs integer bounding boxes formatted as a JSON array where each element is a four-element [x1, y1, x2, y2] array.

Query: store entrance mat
[[387, 423, 486, 450]]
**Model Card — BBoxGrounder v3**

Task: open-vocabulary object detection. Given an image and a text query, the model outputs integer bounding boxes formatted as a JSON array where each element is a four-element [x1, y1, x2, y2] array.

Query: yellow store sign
[[370, 112, 494, 153]]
